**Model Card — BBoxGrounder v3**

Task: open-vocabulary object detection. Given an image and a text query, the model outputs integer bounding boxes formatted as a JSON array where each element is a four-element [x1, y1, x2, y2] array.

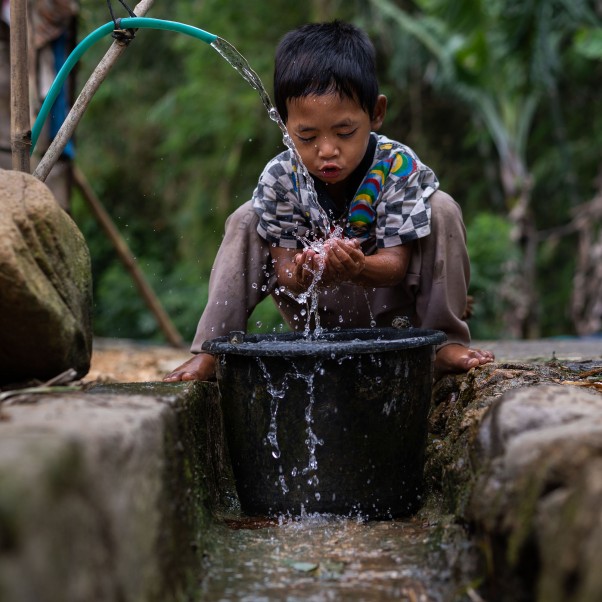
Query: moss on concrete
[[0, 378, 234, 602]]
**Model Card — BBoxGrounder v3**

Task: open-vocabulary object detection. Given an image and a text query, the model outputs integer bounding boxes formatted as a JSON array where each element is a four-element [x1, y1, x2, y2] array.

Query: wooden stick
[[9, 0, 31, 172], [33, 0, 155, 181], [73, 165, 186, 349]]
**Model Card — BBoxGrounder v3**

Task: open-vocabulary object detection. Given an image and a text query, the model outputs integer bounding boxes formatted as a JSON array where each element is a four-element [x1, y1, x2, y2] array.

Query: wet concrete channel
[[195, 511, 478, 601], [189, 336, 601, 601], [190, 330, 477, 601]]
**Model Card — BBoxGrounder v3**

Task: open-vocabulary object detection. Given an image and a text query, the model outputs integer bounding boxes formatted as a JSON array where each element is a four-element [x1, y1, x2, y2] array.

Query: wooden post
[[9, 0, 31, 172], [73, 166, 186, 349], [34, 0, 155, 181]]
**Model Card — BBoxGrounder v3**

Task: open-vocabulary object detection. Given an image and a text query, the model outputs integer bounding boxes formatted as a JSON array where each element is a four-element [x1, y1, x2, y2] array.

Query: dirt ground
[[84, 335, 602, 384], [84, 338, 192, 384]]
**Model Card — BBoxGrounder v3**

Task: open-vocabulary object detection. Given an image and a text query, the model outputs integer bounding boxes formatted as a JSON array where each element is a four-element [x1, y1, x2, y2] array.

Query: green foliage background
[[69, 0, 601, 344]]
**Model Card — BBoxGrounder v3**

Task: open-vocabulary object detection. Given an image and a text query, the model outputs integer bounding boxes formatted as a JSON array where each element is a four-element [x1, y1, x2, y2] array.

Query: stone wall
[[0, 380, 232, 602], [428, 361, 602, 602]]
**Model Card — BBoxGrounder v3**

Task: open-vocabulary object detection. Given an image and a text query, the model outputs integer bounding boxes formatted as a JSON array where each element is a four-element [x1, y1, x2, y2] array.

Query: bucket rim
[[201, 327, 446, 357]]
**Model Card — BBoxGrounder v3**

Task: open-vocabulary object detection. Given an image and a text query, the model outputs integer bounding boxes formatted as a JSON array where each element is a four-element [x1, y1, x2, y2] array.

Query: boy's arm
[[270, 240, 412, 291], [270, 247, 312, 294], [349, 244, 411, 287]]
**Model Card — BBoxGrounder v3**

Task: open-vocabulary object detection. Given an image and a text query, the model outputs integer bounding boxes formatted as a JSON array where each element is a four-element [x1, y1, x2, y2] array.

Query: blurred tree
[[68, 0, 601, 342], [367, 0, 601, 338]]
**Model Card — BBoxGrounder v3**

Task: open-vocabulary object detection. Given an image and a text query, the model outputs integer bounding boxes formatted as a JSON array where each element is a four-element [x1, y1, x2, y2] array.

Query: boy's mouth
[[320, 164, 342, 180]]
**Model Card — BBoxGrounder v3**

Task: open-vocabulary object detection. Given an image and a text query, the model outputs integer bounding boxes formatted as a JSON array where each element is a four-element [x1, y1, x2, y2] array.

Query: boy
[[164, 21, 493, 382]]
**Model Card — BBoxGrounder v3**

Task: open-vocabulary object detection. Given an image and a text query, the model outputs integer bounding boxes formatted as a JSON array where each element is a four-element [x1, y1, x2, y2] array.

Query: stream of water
[[211, 37, 332, 239]]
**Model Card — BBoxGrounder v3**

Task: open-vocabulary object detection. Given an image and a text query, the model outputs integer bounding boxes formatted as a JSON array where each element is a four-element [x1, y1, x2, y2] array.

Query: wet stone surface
[[196, 512, 478, 601], [82, 337, 600, 601]]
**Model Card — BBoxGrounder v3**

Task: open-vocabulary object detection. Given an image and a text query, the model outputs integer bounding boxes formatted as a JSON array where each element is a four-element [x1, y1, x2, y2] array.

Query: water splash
[[297, 365, 324, 484], [256, 357, 287, 464], [362, 288, 378, 328]]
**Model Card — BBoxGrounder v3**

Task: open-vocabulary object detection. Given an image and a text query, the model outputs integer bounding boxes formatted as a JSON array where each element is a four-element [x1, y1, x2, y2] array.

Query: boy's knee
[[430, 190, 463, 224]]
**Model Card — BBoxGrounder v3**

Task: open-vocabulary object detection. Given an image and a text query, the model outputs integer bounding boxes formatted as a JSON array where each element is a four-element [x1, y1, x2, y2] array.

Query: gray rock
[[469, 383, 602, 601], [536, 457, 602, 602], [477, 383, 602, 460], [0, 168, 92, 384]]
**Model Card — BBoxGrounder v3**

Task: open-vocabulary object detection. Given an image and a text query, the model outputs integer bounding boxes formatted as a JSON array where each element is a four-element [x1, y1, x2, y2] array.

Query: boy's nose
[[317, 137, 338, 159]]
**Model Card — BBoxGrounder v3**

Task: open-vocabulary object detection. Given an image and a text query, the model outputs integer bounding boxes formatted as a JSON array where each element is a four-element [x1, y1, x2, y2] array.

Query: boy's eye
[[297, 135, 316, 143], [338, 129, 357, 139]]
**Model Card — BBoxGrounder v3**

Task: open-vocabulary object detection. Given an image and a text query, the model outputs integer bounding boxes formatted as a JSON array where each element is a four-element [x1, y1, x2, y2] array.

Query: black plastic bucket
[[202, 327, 446, 518]]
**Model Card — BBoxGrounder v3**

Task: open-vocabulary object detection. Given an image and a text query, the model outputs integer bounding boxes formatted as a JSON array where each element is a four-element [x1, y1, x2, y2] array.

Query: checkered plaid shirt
[[253, 134, 439, 250]]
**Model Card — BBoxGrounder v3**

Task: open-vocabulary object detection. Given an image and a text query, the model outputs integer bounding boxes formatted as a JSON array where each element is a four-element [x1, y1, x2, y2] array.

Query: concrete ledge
[[0, 381, 231, 602], [428, 362, 602, 601]]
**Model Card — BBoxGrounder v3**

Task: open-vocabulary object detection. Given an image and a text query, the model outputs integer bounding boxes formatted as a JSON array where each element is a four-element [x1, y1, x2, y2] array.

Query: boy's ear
[[371, 95, 387, 130]]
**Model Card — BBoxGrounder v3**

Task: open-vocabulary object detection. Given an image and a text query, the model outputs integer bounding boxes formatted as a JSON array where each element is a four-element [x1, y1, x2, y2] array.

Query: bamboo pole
[[33, 0, 155, 181], [73, 165, 186, 349], [31, 0, 185, 348], [9, 0, 31, 172]]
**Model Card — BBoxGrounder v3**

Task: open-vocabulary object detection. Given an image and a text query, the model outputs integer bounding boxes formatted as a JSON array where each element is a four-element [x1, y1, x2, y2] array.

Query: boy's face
[[285, 93, 387, 189]]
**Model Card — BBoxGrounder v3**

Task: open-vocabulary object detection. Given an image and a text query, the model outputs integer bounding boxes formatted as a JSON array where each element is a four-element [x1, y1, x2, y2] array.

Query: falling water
[[256, 357, 325, 499], [297, 364, 324, 499], [211, 37, 332, 238]]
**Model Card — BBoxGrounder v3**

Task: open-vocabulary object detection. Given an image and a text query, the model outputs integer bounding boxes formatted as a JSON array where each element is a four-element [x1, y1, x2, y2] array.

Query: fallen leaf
[[286, 560, 319, 573]]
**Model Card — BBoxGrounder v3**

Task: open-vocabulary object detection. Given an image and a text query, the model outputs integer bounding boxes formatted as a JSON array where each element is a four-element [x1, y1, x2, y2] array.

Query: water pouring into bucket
[[161, 20, 493, 516], [204, 328, 446, 518]]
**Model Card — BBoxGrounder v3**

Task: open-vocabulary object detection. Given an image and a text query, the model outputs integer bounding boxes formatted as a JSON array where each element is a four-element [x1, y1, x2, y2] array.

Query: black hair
[[273, 21, 379, 124]]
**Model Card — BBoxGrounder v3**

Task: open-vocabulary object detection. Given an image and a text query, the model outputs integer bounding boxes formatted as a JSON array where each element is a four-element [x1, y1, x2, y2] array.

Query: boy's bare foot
[[163, 353, 216, 382], [435, 343, 494, 375]]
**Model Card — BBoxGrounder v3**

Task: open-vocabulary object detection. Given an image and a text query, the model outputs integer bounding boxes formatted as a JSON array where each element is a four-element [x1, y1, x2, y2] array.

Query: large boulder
[[0, 168, 92, 385]]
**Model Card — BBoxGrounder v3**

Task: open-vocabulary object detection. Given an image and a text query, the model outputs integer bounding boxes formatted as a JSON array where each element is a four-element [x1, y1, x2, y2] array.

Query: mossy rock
[[0, 169, 92, 385]]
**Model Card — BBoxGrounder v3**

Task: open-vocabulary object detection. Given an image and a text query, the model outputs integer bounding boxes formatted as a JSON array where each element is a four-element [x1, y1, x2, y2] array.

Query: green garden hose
[[30, 18, 218, 154]]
